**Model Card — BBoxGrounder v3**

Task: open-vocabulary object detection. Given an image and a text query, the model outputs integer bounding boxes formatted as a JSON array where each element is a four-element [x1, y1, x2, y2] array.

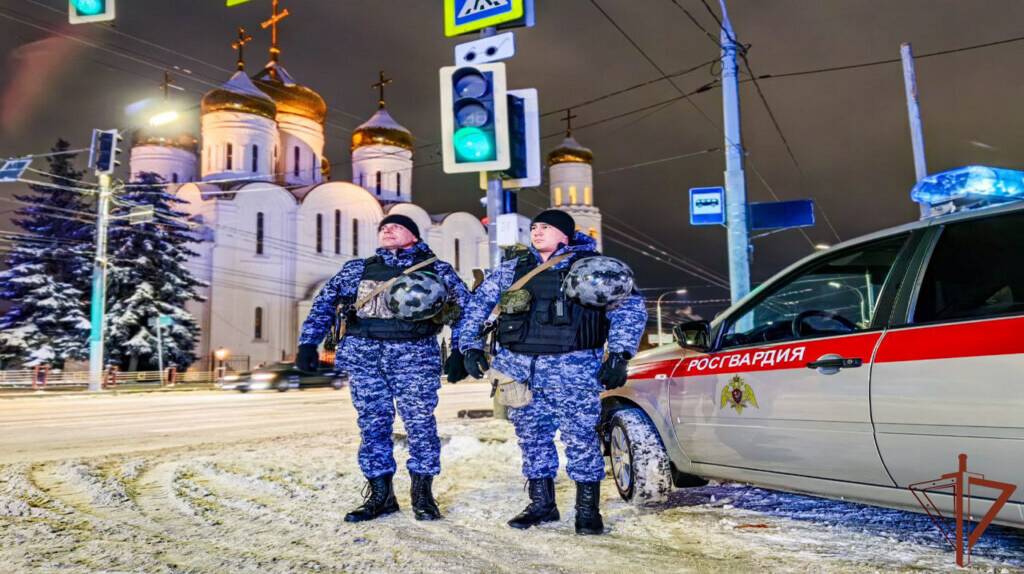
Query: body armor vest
[[344, 255, 442, 341], [496, 252, 610, 355]]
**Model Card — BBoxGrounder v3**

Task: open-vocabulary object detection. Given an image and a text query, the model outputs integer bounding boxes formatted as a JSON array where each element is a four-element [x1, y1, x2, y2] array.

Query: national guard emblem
[[720, 375, 759, 414]]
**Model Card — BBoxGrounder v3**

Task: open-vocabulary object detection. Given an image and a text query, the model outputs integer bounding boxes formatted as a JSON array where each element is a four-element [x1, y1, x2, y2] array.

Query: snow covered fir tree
[[103, 172, 206, 372], [0, 140, 93, 369]]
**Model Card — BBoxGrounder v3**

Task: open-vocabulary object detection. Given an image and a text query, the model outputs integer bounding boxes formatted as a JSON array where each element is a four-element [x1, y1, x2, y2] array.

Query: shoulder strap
[[338, 256, 438, 315], [487, 253, 572, 320]]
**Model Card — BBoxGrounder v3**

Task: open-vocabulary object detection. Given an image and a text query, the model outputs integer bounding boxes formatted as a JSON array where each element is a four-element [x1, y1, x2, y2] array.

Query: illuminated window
[[584, 186, 592, 205], [569, 186, 578, 204], [589, 227, 598, 239], [554, 187, 563, 205]]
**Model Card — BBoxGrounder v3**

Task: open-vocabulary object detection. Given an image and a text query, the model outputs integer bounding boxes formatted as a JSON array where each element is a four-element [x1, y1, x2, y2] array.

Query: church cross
[[231, 27, 253, 71], [372, 70, 393, 109], [561, 108, 578, 136], [261, 0, 291, 63]]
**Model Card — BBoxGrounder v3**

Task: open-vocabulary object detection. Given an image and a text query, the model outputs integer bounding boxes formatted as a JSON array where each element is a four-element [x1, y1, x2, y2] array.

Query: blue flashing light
[[911, 165, 1024, 206]]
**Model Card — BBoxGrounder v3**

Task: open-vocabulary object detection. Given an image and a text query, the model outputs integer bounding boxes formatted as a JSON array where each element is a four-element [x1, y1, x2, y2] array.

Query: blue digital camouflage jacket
[[298, 241, 470, 347]]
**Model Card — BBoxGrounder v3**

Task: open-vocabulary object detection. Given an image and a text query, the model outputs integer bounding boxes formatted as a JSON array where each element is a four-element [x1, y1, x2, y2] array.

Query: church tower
[[351, 71, 414, 203], [129, 73, 198, 184], [199, 28, 279, 183], [548, 111, 602, 249]]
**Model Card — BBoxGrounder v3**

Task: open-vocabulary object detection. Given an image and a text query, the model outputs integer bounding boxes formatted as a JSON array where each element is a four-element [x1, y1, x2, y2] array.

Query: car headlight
[[252, 373, 276, 382], [248, 381, 270, 390]]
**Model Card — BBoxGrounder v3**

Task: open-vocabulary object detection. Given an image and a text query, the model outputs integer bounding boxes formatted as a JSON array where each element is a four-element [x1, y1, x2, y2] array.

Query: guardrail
[[0, 368, 219, 390]]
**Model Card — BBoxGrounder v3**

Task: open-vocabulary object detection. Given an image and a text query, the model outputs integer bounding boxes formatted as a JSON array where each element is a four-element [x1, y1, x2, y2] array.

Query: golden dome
[[252, 63, 327, 124], [201, 71, 277, 120], [351, 107, 414, 152], [548, 135, 593, 166], [132, 130, 198, 153]]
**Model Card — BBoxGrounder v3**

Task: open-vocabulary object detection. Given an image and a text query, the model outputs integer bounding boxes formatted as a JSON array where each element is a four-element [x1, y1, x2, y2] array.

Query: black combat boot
[[410, 472, 442, 521], [574, 481, 604, 535], [344, 474, 399, 523], [508, 478, 559, 529]]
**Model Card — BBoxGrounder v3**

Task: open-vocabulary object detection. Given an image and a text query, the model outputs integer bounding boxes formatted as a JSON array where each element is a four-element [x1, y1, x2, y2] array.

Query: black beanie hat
[[378, 214, 421, 240], [531, 209, 575, 240]]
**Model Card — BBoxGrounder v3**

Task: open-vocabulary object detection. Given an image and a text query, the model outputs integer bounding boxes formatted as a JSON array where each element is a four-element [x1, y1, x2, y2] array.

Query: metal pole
[[901, 42, 930, 219], [656, 292, 668, 344], [485, 173, 503, 266], [719, 0, 751, 306], [87, 173, 112, 392]]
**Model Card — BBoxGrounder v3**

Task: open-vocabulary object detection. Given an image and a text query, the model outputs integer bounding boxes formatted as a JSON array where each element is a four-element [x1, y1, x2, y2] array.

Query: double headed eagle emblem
[[720, 375, 759, 414]]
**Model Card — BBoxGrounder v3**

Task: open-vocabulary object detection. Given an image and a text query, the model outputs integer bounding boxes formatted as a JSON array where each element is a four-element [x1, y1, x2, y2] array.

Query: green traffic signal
[[453, 127, 495, 162], [71, 0, 105, 15]]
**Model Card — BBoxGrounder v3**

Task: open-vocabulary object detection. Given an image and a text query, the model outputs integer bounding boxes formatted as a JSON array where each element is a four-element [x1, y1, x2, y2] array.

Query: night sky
[[2, 0, 1024, 318]]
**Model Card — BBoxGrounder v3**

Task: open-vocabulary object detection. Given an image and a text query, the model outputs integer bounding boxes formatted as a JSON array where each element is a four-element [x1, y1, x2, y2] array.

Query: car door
[[672, 234, 911, 484], [872, 209, 1024, 508]]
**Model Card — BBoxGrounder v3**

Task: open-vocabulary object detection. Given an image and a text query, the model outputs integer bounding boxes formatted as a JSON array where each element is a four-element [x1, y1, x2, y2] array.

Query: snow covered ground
[[1, 389, 1022, 573]]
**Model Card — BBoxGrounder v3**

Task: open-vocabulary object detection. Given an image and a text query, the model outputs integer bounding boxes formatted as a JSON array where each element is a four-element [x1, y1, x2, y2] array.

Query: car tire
[[237, 387, 249, 394], [331, 378, 345, 390], [276, 380, 289, 393], [608, 408, 673, 506]]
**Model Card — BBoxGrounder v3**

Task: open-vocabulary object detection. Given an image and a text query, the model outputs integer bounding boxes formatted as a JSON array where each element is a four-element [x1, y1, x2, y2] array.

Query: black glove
[[463, 348, 489, 379], [296, 344, 320, 373], [444, 349, 469, 384], [597, 352, 631, 390]]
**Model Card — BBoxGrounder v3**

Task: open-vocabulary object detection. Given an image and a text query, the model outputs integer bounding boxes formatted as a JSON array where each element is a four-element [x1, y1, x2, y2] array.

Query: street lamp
[[656, 289, 688, 346], [214, 347, 228, 379]]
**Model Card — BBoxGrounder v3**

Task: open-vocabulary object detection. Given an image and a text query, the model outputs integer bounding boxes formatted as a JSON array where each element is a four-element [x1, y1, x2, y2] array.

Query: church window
[[352, 218, 359, 256], [375, 171, 382, 196], [316, 213, 323, 254], [584, 186, 592, 205], [359, 173, 365, 188], [396, 173, 401, 197], [334, 210, 341, 254], [589, 227, 598, 239], [454, 239, 461, 272], [256, 212, 265, 255], [569, 186, 578, 204], [313, 154, 318, 179], [554, 187, 563, 205], [252, 144, 259, 172], [226, 143, 233, 170], [293, 146, 300, 177], [172, 173, 179, 183], [254, 307, 263, 340]]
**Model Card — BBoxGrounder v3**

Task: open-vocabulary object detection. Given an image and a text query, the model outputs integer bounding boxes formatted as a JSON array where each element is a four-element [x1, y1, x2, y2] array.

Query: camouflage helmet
[[563, 256, 635, 307], [385, 271, 447, 321]]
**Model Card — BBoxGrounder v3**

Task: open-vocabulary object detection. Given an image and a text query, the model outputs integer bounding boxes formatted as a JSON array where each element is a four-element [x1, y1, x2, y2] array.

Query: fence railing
[[0, 368, 219, 390]]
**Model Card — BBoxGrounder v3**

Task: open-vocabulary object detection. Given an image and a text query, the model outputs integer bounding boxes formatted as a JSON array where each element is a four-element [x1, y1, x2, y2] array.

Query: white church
[[127, 39, 602, 369]]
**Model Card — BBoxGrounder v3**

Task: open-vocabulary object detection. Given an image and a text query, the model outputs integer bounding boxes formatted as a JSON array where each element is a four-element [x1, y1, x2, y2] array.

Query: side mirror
[[673, 321, 711, 351]]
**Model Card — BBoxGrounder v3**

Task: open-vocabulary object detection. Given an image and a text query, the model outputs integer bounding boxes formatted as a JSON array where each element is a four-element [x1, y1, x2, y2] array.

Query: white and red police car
[[602, 198, 1024, 528]]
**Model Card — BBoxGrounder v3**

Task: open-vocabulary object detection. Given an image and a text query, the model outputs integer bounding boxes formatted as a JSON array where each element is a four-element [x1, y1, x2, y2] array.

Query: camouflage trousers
[[505, 349, 606, 483], [337, 335, 442, 478]]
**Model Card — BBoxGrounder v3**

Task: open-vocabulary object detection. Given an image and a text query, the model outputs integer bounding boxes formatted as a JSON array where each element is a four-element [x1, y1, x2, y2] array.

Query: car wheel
[[237, 387, 250, 394], [276, 380, 290, 392], [608, 408, 673, 505], [331, 378, 345, 390]]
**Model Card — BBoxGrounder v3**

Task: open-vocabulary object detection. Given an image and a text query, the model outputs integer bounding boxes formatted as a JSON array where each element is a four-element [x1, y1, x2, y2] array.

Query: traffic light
[[68, 0, 115, 24], [89, 129, 122, 175], [440, 63, 510, 174]]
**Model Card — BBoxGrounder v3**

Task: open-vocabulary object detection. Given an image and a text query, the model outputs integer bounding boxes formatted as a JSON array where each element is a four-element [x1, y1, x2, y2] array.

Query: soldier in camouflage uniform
[[459, 209, 647, 535], [297, 214, 471, 522]]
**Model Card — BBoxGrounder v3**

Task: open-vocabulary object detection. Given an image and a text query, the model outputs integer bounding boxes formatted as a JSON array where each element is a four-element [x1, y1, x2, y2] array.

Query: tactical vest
[[344, 254, 443, 341], [496, 252, 610, 355]]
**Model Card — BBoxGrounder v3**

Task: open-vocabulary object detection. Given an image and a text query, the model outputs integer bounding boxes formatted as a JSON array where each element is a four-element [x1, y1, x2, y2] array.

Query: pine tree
[[104, 172, 206, 371], [0, 140, 93, 368]]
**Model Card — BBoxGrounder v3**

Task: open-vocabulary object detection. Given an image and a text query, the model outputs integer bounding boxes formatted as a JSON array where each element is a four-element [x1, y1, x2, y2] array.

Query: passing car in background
[[218, 362, 347, 393], [602, 198, 1024, 529]]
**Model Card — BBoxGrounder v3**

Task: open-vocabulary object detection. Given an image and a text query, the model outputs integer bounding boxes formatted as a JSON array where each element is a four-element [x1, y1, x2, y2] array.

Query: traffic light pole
[[719, 0, 751, 305], [87, 173, 112, 392]]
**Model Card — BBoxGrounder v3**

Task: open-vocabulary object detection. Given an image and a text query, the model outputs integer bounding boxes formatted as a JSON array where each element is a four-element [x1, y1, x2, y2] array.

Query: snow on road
[[0, 390, 1022, 573]]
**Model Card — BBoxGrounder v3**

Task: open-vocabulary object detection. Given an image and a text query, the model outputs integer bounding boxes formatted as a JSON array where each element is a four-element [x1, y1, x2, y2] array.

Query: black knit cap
[[378, 214, 421, 240], [531, 209, 575, 240]]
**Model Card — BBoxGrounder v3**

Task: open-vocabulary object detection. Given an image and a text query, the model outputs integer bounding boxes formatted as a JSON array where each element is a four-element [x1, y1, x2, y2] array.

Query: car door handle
[[806, 356, 863, 374]]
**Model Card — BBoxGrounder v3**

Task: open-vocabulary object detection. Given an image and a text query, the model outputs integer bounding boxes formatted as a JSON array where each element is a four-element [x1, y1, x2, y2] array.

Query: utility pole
[[900, 42, 930, 219], [480, 25, 504, 267], [87, 173, 112, 392], [718, 0, 751, 305]]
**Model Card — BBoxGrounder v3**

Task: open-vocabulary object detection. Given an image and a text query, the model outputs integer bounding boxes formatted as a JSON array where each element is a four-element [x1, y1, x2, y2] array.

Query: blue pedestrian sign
[[0, 158, 31, 182], [444, 0, 525, 37], [689, 187, 725, 225]]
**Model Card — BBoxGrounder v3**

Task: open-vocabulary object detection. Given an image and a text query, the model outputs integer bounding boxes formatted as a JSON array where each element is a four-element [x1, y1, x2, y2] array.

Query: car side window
[[720, 235, 908, 349], [913, 211, 1024, 323]]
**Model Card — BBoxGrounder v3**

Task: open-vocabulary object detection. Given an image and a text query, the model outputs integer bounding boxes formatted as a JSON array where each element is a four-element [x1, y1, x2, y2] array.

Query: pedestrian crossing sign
[[444, 0, 524, 37]]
